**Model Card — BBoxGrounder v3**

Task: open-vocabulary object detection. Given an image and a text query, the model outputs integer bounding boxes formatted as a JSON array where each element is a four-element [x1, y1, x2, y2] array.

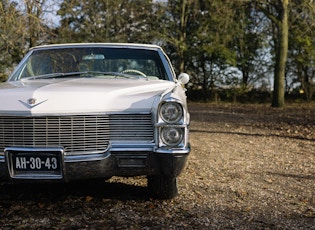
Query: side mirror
[[178, 73, 189, 85]]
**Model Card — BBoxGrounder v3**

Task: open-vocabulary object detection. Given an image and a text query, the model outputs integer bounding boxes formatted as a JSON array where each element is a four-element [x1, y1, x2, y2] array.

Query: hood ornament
[[19, 98, 48, 109]]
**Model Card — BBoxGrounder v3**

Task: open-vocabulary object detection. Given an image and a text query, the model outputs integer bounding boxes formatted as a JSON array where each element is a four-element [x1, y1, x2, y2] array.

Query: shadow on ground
[[0, 180, 149, 202]]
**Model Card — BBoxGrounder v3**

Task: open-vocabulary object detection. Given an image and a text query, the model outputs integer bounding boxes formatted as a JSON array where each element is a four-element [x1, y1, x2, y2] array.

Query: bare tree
[[0, 0, 27, 80], [251, 0, 289, 107], [154, 0, 199, 73], [287, 0, 315, 101], [21, 0, 56, 47]]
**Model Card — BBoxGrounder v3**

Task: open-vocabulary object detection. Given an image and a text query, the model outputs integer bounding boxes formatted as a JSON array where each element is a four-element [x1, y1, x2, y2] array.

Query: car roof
[[30, 43, 162, 51]]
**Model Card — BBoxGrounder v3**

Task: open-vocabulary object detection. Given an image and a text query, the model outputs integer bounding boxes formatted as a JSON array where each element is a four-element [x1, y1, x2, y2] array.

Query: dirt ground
[[0, 102, 315, 229]]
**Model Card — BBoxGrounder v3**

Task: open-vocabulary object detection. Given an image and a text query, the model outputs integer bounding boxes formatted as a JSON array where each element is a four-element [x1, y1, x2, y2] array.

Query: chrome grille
[[109, 114, 153, 141], [0, 114, 154, 154], [0, 115, 110, 154]]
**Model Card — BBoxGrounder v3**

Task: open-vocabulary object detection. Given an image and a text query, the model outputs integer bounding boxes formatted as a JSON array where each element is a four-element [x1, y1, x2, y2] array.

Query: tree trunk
[[178, 0, 188, 73], [272, 0, 289, 107]]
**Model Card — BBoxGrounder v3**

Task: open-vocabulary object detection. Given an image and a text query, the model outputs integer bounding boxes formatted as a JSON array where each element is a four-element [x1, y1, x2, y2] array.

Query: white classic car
[[0, 43, 190, 199]]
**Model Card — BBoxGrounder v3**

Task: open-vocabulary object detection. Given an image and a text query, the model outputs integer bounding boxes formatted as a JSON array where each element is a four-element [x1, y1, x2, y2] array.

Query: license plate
[[12, 154, 60, 171], [6, 148, 63, 179]]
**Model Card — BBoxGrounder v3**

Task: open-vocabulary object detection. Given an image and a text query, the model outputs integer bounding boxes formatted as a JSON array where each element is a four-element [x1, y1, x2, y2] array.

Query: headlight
[[159, 102, 183, 124], [160, 127, 183, 146]]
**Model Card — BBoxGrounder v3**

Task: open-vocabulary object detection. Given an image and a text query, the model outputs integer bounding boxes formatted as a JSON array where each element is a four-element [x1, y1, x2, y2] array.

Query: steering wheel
[[121, 69, 147, 78]]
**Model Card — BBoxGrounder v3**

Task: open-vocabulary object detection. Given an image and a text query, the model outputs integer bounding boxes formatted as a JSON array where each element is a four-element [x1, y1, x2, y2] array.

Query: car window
[[13, 47, 168, 80]]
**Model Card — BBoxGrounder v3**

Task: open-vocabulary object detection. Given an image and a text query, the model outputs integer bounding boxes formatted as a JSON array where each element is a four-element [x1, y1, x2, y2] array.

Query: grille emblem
[[19, 98, 48, 109], [28, 98, 36, 105]]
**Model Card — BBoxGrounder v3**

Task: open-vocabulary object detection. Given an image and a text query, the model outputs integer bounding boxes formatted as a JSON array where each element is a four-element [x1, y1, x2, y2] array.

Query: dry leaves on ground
[[0, 102, 314, 229]]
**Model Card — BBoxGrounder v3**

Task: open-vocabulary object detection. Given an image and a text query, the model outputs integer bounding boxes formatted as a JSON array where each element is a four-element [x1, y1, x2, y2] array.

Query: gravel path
[[0, 103, 314, 229]]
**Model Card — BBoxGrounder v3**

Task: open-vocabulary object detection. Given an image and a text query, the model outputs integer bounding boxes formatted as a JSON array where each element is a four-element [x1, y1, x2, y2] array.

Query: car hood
[[0, 78, 176, 114]]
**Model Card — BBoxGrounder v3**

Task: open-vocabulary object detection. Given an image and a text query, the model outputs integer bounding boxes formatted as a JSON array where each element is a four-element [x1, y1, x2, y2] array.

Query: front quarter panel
[[153, 83, 190, 154]]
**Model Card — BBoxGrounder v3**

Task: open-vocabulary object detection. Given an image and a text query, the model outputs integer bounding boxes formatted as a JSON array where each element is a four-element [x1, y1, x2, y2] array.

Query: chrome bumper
[[0, 145, 190, 181]]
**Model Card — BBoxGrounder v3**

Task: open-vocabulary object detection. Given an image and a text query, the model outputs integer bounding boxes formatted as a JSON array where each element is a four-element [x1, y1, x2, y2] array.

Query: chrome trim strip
[[111, 147, 154, 152], [0, 111, 33, 116], [64, 147, 154, 162], [8, 174, 63, 180], [0, 111, 152, 117], [154, 146, 190, 154], [155, 123, 188, 128], [64, 152, 110, 163], [5, 147, 64, 153], [1, 146, 190, 165], [30, 43, 161, 51]]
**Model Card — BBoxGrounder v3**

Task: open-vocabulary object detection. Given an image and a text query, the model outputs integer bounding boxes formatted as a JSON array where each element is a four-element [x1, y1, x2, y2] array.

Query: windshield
[[11, 47, 168, 81]]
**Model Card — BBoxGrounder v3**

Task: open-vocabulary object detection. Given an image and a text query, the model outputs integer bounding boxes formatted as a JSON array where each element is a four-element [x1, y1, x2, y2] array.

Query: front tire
[[147, 176, 178, 199]]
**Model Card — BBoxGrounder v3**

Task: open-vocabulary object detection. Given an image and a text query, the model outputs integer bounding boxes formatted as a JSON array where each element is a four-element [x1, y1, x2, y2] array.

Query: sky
[[15, 0, 61, 27], [42, 0, 62, 27]]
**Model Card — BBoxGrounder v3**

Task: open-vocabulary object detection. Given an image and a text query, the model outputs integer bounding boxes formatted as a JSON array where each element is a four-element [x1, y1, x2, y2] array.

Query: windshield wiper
[[83, 71, 137, 78], [25, 72, 86, 80], [24, 71, 138, 80], [80, 70, 145, 79]]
